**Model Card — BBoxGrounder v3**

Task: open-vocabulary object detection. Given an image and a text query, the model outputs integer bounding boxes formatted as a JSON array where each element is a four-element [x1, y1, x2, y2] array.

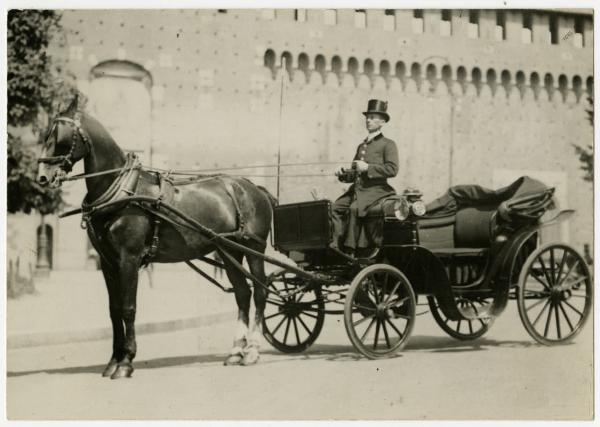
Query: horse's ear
[[64, 94, 79, 115]]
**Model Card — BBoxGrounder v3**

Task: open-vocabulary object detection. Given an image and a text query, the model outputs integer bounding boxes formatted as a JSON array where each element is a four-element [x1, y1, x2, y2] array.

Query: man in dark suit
[[332, 99, 399, 251]]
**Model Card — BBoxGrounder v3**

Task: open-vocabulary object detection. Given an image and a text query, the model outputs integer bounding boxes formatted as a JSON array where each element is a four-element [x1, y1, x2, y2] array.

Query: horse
[[37, 96, 276, 379]]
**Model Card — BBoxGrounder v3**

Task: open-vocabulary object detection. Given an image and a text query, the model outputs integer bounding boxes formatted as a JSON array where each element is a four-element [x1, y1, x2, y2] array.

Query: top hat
[[362, 99, 390, 122]]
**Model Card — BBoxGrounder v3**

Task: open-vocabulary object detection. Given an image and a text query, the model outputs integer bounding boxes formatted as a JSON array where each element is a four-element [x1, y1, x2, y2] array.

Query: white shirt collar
[[365, 130, 382, 143]]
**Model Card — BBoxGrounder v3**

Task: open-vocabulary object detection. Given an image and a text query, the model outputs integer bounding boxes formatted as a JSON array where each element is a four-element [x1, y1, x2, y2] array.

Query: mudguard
[[382, 245, 463, 321]]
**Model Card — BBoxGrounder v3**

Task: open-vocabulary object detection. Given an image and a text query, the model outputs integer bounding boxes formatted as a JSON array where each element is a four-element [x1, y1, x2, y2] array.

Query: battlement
[[255, 8, 593, 51]]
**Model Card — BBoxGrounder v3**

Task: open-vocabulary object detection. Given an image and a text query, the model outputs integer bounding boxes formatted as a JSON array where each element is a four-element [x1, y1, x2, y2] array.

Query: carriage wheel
[[344, 264, 416, 359], [517, 243, 592, 345], [262, 269, 325, 353], [427, 296, 494, 340]]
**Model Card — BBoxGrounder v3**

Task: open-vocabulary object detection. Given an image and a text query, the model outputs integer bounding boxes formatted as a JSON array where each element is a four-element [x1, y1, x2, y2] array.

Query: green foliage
[[7, 133, 63, 214], [7, 9, 76, 214], [571, 96, 594, 183]]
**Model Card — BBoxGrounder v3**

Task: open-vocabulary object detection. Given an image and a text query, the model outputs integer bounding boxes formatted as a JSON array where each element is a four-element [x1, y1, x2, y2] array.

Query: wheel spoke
[[264, 311, 285, 321], [456, 319, 462, 333], [467, 300, 480, 316], [543, 301, 554, 338], [549, 248, 557, 285], [373, 319, 381, 350], [529, 269, 552, 291], [385, 318, 404, 339], [525, 297, 548, 312], [380, 272, 389, 303], [558, 259, 581, 287], [292, 317, 301, 345], [381, 318, 391, 348], [538, 256, 555, 286], [384, 281, 401, 304], [554, 303, 561, 339], [353, 303, 376, 312], [271, 314, 287, 335], [372, 284, 381, 305], [296, 314, 313, 335], [360, 317, 376, 342], [266, 299, 286, 307], [283, 317, 291, 343], [385, 296, 410, 310], [299, 311, 318, 319], [468, 320, 473, 334], [353, 314, 375, 327], [557, 302, 575, 332], [532, 300, 551, 327], [563, 275, 588, 289], [563, 300, 584, 318], [523, 290, 551, 298], [554, 249, 569, 286]]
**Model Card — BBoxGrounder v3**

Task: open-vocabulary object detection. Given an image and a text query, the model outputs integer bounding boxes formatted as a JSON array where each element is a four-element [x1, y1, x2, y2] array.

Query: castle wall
[[29, 9, 593, 269]]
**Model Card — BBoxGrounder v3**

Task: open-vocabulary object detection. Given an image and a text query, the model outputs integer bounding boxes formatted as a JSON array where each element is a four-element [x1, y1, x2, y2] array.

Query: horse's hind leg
[[219, 250, 252, 366], [244, 251, 268, 366], [100, 260, 125, 378]]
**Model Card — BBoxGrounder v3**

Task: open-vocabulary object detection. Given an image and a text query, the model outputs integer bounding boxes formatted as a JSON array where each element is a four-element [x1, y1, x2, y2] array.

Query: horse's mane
[[80, 111, 126, 161]]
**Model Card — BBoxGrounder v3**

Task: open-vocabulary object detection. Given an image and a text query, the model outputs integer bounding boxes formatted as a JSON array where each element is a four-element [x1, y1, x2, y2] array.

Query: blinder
[[38, 113, 92, 172]]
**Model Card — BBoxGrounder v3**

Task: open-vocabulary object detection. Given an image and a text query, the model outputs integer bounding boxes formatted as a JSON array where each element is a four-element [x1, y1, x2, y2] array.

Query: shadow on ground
[[7, 333, 550, 378]]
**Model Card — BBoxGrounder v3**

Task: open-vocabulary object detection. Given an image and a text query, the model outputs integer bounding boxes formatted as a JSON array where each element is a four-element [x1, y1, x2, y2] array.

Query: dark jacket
[[338, 133, 399, 216]]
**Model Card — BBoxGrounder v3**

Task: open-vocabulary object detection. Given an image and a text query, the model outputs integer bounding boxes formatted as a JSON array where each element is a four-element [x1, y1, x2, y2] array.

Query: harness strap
[[219, 178, 267, 248], [185, 260, 234, 293], [84, 216, 116, 270]]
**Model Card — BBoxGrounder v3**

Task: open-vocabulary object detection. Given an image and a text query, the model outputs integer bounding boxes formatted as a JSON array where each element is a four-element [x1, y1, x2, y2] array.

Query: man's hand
[[354, 160, 369, 172], [334, 165, 345, 177]]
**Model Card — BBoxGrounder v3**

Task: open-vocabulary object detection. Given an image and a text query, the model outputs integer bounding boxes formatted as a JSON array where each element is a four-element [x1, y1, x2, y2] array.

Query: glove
[[354, 160, 369, 172]]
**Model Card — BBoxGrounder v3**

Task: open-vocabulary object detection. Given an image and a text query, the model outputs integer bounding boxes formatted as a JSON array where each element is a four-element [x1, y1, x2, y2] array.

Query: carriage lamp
[[402, 188, 423, 203], [393, 197, 410, 221], [411, 200, 427, 216]]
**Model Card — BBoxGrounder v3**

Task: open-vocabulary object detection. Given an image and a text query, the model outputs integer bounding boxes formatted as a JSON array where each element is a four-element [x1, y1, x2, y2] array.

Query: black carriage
[[262, 176, 592, 359]]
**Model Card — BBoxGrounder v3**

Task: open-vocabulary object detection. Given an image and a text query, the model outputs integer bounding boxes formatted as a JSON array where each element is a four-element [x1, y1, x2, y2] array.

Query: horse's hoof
[[242, 347, 260, 366], [223, 353, 243, 366], [110, 364, 134, 379], [102, 359, 119, 377]]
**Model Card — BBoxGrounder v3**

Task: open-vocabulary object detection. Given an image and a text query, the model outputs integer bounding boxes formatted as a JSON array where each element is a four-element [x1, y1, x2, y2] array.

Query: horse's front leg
[[99, 259, 125, 378], [110, 250, 142, 379]]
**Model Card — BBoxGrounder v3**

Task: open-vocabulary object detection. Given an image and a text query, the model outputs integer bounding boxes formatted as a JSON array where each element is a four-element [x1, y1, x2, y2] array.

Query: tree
[[572, 95, 593, 183], [7, 9, 77, 214]]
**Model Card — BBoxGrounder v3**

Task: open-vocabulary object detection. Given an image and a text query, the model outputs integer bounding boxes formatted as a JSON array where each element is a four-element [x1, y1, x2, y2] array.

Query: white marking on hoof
[[242, 345, 260, 366]]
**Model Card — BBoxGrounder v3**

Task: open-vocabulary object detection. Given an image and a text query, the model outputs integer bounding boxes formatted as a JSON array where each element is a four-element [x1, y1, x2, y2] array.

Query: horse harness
[[62, 152, 266, 268], [38, 113, 92, 171]]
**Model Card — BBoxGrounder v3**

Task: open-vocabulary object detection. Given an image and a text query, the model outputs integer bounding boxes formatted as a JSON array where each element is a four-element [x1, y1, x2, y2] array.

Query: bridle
[[38, 112, 92, 172]]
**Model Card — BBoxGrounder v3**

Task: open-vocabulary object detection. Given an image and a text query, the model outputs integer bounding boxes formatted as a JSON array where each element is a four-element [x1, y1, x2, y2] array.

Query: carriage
[[38, 100, 592, 376], [261, 176, 592, 358]]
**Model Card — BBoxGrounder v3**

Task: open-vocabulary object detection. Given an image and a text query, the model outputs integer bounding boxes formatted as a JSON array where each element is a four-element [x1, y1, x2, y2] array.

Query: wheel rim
[[262, 270, 325, 353], [345, 265, 416, 358], [517, 244, 592, 345], [428, 296, 493, 340]]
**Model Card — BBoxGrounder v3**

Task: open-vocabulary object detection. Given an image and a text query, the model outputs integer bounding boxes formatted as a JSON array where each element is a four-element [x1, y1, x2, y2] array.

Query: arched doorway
[[89, 60, 153, 163]]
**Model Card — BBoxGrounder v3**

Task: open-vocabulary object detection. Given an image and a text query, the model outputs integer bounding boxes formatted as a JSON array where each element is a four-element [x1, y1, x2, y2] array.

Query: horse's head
[[38, 95, 92, 188]]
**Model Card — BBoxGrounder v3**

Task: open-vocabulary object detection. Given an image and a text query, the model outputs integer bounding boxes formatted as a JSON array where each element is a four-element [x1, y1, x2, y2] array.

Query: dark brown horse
[[38, 96, 275, 379]]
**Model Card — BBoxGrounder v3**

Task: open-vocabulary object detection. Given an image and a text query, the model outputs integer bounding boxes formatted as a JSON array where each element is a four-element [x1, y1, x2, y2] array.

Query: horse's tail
[[257, 185, 278, 209]]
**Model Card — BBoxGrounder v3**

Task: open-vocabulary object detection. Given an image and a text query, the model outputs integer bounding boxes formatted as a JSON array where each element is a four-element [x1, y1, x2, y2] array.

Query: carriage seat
[[418, 205, 497, 251]]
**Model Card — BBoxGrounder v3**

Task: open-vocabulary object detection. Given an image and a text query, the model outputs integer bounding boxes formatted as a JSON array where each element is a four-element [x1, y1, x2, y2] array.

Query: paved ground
[[7, 295, 594, 421], [7, 266, 236, 348]]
